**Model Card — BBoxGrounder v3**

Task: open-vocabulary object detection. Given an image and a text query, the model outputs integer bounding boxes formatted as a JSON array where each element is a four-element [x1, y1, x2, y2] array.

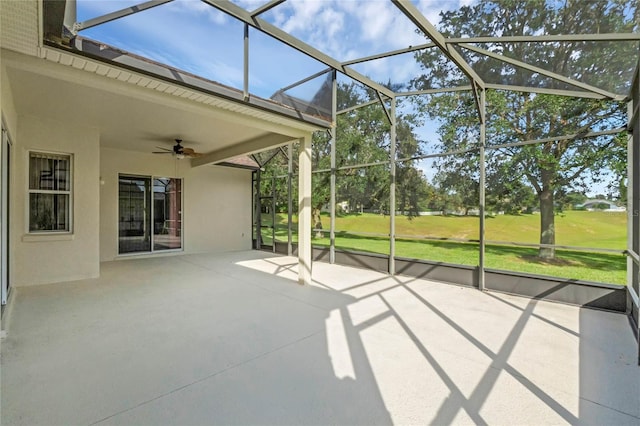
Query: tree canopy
[[412, 0, 637, 258]]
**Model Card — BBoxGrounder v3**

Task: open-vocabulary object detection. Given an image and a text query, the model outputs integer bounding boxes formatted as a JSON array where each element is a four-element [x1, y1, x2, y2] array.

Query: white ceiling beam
[[191, 133, 297, 167]]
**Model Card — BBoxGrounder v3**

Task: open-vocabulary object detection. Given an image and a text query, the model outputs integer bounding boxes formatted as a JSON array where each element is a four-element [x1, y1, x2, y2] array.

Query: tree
[[259, 81, 433, 237], [309, 82, 428, 233], [413, 0, 637, 258]]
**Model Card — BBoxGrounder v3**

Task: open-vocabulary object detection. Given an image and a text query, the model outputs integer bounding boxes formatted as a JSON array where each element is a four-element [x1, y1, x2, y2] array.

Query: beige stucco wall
[[1, 53, 18, 296], [100, 147, 252, 261], [11, 115, 100, 286], [1, 54, 18, 138]]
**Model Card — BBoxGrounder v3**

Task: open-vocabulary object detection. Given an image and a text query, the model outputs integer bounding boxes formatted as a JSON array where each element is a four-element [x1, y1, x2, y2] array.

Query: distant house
[[576, 199, 626, 212]]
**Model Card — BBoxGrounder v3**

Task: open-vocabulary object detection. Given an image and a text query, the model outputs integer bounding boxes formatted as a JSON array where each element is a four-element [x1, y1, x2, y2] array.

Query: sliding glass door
[[119, 175, 182, 254], [153, 178, 182, 251], [119, 176, 152, 254]]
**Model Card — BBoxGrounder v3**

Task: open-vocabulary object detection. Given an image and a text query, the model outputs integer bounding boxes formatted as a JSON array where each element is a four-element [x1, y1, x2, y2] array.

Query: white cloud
[[280, 0, 325, 34], [77, 0, 470, 96], [415, 0, 475, 27], [166, 0, 228, 25]]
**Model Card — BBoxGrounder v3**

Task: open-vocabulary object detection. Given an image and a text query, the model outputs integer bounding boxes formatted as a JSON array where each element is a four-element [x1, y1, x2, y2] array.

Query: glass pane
[[29, 153, 70, 191], [153, 178, 182, 251], [118, 176, 151, 254], [29, 193, 69, 232]]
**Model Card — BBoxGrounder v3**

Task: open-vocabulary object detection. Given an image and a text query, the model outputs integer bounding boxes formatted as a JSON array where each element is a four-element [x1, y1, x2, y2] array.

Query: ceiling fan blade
[[152, 151, 172, 154], [155, 146, 173, 152], [183, 147, 203, 158]]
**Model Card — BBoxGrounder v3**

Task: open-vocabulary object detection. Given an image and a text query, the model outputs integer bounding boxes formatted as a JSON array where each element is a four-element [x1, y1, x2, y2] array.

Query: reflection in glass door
[[119, 176, 151, 254], [119, 175, 182, 254], [153, 178, 182, 251]]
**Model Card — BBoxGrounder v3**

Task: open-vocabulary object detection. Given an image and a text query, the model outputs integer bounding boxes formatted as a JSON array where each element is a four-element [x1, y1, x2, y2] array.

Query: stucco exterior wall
[[1, 54, 18, 138], [100, 147, 252, 262], [11, 115, 100, 286]]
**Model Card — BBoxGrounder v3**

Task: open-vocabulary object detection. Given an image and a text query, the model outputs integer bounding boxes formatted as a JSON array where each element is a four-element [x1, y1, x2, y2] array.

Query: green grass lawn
[[264, 210, 627, 285]]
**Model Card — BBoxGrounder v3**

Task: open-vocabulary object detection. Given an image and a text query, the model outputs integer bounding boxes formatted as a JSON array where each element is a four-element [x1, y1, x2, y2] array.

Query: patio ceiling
[[2, 0, 333, 166], [2, 47, 320, 161]]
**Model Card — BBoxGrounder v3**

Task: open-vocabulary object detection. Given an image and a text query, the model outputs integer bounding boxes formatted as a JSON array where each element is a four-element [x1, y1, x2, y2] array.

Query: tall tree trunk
[[538, 188, 556, 259], [312, 207, 324, 238]]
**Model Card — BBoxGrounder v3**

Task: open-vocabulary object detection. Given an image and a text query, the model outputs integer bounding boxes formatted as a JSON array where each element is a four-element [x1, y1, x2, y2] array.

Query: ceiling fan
[[153, 139, 202, 159]]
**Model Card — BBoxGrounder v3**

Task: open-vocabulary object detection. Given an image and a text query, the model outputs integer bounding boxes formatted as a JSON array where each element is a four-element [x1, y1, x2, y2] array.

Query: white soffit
[[1, 0, 325, 137], [39, 47, 324, 135]]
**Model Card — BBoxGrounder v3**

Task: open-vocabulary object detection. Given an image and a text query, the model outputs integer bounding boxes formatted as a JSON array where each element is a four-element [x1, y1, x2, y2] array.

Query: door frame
[[1, 120, 12, 307], [117, 173, 184, 255]]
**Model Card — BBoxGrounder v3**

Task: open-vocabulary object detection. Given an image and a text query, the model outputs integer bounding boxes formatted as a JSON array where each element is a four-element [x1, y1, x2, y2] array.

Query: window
[[28, 151, 71, 232]]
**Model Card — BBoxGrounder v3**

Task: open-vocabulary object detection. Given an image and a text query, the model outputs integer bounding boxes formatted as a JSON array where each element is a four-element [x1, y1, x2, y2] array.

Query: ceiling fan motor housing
[[173, 139, 184, 155]]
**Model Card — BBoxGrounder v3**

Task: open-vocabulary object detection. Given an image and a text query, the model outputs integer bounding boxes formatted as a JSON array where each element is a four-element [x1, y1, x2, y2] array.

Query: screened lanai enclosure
[[43, 0, 639, 357]]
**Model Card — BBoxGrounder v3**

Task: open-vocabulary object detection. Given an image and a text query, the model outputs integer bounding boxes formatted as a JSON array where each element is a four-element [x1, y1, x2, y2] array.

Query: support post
[[478, 89, 486, 291], [330, 70, 337, 264], [255, 170, 262, 250], [626, 100, 633, 308], [298, 134, 313, 285], [271, 176, 276, 253], [389, 98, 397, 275], [63, 0, 77, 34], [243, 23, 249, 101], [287, 142, 293, 256]]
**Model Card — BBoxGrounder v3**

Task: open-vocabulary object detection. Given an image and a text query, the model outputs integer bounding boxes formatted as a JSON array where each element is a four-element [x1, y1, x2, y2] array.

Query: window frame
[[26, 150, 73, 234]]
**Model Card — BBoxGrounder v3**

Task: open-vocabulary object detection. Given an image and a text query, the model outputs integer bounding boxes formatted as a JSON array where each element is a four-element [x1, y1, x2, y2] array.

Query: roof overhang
[[1, 45, 327, 167]]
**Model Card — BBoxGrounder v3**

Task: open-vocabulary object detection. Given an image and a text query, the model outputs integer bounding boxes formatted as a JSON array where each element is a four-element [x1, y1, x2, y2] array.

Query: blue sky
[[76, 0, 472, 98], [76, 0, 466, 174], [73, 0, 623, 196]]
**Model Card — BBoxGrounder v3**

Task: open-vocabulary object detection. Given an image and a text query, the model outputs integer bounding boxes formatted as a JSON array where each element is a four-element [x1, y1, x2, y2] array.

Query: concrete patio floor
[[1, 250, 638, 425]]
